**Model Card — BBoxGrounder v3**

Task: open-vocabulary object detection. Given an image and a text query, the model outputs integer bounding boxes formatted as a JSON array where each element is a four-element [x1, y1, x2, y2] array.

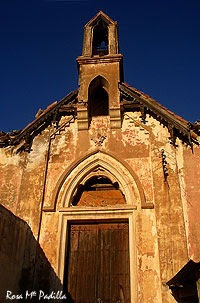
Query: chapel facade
[[0, 11, 200, 303]]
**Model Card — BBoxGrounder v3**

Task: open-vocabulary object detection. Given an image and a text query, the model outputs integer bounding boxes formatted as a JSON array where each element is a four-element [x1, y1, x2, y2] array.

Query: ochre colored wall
[[183, 145, 200, 260], [0, 111, 199, 303]]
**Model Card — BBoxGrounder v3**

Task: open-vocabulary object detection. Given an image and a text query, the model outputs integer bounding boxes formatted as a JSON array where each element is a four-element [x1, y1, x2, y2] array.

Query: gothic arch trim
[[61, 158, 133, 208], [45, 149, 150, 211], [89, 75, 109, 90]]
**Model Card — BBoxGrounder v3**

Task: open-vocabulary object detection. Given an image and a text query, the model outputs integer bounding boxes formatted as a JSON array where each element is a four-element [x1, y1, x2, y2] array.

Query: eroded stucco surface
[[1, 111, 197, 303]]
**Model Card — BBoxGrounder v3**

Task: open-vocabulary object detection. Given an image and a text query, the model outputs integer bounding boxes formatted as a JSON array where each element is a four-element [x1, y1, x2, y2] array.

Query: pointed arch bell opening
[[88, 75, 109, 118], [92, 18, 109, 56]]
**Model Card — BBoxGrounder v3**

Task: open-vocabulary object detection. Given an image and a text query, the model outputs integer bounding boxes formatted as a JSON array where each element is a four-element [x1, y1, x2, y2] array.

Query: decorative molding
[[77, 54, 123, 65], [77, 108, 89, 130], [91, 133, 107, 147], [0, 90, 78, 150], [110, 107, 121, 129], [119, 83, 196, 146], [44, 149, 149, 211], [58, 205, 137, 213]]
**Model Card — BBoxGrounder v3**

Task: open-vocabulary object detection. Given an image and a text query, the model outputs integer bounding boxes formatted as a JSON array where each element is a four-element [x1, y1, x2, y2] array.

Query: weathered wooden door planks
[[65, 222, 130, 303]]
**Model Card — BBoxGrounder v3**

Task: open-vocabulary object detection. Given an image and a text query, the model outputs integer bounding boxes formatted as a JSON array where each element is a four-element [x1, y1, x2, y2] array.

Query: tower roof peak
[[85, 11, 117, 27]]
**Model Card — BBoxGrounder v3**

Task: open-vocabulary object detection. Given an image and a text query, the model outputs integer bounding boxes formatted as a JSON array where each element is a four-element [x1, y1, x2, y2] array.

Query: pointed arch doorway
[[57, 151, 139, 303], [63, 175, 130, 302]]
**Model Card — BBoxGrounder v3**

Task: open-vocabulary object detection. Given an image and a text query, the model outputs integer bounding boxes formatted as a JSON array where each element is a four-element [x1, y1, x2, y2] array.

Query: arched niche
[[54, 150, 146, 209], [88, 75, 109, 118]]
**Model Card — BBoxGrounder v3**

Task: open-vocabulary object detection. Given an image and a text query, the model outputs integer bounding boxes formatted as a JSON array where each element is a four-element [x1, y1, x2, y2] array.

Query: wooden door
[[65, 222, 130, 303]]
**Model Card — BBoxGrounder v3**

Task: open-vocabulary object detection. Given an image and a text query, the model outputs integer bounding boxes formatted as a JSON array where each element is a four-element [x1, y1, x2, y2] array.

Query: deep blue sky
[[0, 0, 200, 132]]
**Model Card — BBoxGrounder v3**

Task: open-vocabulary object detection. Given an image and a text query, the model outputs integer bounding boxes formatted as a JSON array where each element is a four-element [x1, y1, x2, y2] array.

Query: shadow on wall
[[167, 260, 200, 303], [0, 205, 72, 303]]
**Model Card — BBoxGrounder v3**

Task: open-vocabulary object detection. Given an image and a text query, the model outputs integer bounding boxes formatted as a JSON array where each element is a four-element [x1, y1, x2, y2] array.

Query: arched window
[[88, 76, 109, 117], [92, 19, 108, 56]]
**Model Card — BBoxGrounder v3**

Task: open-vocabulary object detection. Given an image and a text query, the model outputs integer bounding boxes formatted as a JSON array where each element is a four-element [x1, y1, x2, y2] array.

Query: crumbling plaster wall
[[182, 144, 200, 260], [0, 149, 23, 214], [0, 131, 49, 237], [0, 111, 198, 302], [37, 113, 189, 302]]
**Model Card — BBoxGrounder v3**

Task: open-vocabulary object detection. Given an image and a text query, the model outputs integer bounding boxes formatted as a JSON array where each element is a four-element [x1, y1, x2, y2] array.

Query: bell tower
[[76, 11, 123, 130]]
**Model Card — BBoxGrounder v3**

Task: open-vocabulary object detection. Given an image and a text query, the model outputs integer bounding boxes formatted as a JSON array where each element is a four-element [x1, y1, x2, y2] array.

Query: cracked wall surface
[[0, 110, 199, 303]]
